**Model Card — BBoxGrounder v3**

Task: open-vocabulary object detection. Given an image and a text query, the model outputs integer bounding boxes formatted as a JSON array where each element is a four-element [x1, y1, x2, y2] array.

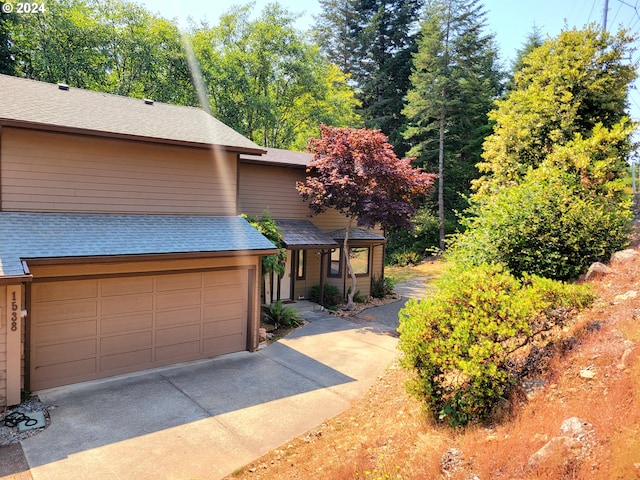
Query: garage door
[[30, 269, 248, 390]]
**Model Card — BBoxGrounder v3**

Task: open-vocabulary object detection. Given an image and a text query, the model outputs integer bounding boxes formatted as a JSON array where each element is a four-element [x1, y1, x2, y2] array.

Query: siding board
[[1, 128, 237, 215]]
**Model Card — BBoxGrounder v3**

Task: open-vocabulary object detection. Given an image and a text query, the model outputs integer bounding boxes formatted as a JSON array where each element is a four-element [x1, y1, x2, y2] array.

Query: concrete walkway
[[12, 313, 398, 480]]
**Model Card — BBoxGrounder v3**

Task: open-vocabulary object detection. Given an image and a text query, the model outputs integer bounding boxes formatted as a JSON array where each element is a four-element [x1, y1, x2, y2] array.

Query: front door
[[278, 250, 292, 300]]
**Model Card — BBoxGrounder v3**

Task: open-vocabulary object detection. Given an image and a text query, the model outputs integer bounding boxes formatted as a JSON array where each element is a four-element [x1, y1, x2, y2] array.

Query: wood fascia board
[[22, 249, 280, 267], [0, 120, 267, 155]]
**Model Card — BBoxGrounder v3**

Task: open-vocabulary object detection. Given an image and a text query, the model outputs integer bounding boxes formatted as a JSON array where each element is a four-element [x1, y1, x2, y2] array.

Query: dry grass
[[227, 251, 640, 480], [386, 257, 445, 284]]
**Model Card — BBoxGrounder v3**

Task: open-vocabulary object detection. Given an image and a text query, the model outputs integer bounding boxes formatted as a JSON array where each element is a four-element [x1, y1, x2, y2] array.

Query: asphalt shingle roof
[[0, 213, 277, 278], [241, 148, 313, 167], [0, 74, 265, 153], [330, 228, 386, 242], [275, 220, 338, 248]]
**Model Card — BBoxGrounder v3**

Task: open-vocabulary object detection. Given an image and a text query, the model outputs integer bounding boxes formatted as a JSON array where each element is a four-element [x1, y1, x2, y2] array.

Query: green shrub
[[353, 289, 368, 303], [449, 168, 631, 280], [386, 206, 440, 263], [309, 284, 342, 308], [388, 249, 422, 267], [398, 263, 594, 427], [371, 275, 395, 298], [265, 301, 302, 329]]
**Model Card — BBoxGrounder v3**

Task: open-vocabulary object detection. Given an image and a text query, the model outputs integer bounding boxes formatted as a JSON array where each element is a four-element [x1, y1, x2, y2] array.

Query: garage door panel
[[101, 332, 152, 355], [156, 289, 201, 310], [101, 294, 153, 316], [101, 349, 153, 372], [156, 324, 200, 347], [32, 281, 98, 302], [34, 300, 97, 323], [156, 341, 200, 362], [101, 277, 153, 297], [101, 313, 153, 335], [33, 358, 97, 388], [203, 302, 243, 322], [156, 307, 201, 328], [31, 268, 250, 390], [203, 335, 244, 355], [203, 285, 243, 305], [156, 273, 201, 291], [36, 320, 97, 343], [36, 339, 97, 364], [204, 270, 244, 287], [204, 318, 244, 338]]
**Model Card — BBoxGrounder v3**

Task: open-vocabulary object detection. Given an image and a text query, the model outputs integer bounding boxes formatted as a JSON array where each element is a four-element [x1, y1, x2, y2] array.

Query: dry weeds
[[227, 252, 640, 480]]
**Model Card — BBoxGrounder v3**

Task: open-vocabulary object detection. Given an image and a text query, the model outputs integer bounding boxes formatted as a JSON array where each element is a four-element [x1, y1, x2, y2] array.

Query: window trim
[[349, 246, 370, 276], [328, 248, 342, 278]]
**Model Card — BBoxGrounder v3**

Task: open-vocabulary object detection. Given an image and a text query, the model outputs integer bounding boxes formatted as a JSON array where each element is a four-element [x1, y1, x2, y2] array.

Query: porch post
[[6, 284, 22, 405]]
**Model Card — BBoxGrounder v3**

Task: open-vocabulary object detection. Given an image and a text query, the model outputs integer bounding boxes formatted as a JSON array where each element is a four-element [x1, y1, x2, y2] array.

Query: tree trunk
[[343, 217, 357, 309], [438, 2, 451, 252]]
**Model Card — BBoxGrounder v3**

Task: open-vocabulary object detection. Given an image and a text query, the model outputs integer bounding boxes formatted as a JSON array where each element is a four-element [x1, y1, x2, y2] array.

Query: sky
[[138, 0, 640, 121]]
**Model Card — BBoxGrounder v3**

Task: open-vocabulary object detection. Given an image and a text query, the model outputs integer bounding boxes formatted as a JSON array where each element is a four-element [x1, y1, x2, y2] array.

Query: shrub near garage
[[398, 263, 594, 427]]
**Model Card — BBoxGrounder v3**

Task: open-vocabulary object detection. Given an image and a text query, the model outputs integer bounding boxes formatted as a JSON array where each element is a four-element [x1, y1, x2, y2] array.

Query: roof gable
[[0, 74, 265, 153]]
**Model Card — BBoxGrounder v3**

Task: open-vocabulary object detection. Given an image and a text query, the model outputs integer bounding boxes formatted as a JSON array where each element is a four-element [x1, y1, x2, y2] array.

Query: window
[[350, 247, 370, 275], [296, 250, 306, 280], [329, 248, 341, 277]]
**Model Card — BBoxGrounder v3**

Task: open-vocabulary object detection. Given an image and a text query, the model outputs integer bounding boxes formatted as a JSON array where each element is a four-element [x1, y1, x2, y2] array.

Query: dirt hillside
[[227, 250, 640, 480]]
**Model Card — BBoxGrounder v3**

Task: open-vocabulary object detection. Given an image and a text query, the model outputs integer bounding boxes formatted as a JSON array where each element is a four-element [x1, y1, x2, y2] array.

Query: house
[[0, 75, 387, 408], [0, 74, 278, 406], [239, 148, 386, 303]]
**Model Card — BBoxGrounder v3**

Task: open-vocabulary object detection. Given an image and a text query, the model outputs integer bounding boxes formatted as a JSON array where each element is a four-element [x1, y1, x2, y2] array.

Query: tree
[[475, 26, 637, 195], [312, 0, 361, 76], [505, 25, 544, 92], [403, 0, 501, 249], [0, 4, 17, 75], [451, 27, 636, 280], [313, 0, 424, 155], [191, 3, 360, 149], [7, 0, 197, 104], [297, 125, 435, 307]]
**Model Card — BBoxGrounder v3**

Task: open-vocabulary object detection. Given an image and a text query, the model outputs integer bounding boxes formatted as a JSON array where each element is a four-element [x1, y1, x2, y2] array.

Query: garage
[[29, 269, 249, 390]]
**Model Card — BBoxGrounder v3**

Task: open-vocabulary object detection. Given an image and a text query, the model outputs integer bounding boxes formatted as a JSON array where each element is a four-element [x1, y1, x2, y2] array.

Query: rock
[[560, 417, 591, 438], [614, 290, 638, 303], [579, 368, 596, 379], [440, 448, 463, 476], [259, 327, 267, 342], [528, 418, 593, 470], [584, 262, 613, 281], [610, 249, 639, 266], [528, 436, 574, 468], [617, 347, 633, 370]]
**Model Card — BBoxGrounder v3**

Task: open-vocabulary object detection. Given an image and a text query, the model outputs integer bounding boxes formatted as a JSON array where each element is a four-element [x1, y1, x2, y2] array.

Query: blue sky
[[139, 0, 640, 121]]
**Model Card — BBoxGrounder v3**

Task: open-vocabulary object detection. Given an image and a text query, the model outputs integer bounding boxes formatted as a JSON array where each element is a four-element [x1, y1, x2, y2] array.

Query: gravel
[[0, 396, 52, 446]]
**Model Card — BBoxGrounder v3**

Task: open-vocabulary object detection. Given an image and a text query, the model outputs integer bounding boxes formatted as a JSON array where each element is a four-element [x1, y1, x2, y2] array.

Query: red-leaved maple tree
[[297, 125, 436, 308]]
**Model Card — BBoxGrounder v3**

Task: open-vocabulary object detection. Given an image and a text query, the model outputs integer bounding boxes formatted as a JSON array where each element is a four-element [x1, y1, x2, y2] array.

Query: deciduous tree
[[297, 125, 435, 307]]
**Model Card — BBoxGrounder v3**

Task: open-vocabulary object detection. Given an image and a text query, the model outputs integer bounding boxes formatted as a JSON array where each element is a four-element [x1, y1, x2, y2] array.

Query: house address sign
[[10, 290, 19, 331]]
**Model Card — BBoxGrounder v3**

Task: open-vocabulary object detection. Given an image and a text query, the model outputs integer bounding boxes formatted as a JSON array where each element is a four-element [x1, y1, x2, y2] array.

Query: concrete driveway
[[15, 313, 398, 480]]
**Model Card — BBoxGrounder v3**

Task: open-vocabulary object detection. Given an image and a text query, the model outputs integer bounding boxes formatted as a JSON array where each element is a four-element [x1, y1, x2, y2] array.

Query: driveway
[[7, 313, 398, 480]]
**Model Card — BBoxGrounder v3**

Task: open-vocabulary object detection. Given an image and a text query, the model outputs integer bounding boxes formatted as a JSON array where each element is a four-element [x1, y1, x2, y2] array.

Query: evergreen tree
[[402, 0, 501, 249], [314, 0, 424, 155], [312, 0, 361, 77]]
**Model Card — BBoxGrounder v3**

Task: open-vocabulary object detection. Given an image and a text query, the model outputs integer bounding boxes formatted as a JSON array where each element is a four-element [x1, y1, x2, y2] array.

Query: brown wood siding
[[238, 162, 356, 231], [0, 286, 6, 406], [1, 128, 237, 214], [238, 163, 308, 218]]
